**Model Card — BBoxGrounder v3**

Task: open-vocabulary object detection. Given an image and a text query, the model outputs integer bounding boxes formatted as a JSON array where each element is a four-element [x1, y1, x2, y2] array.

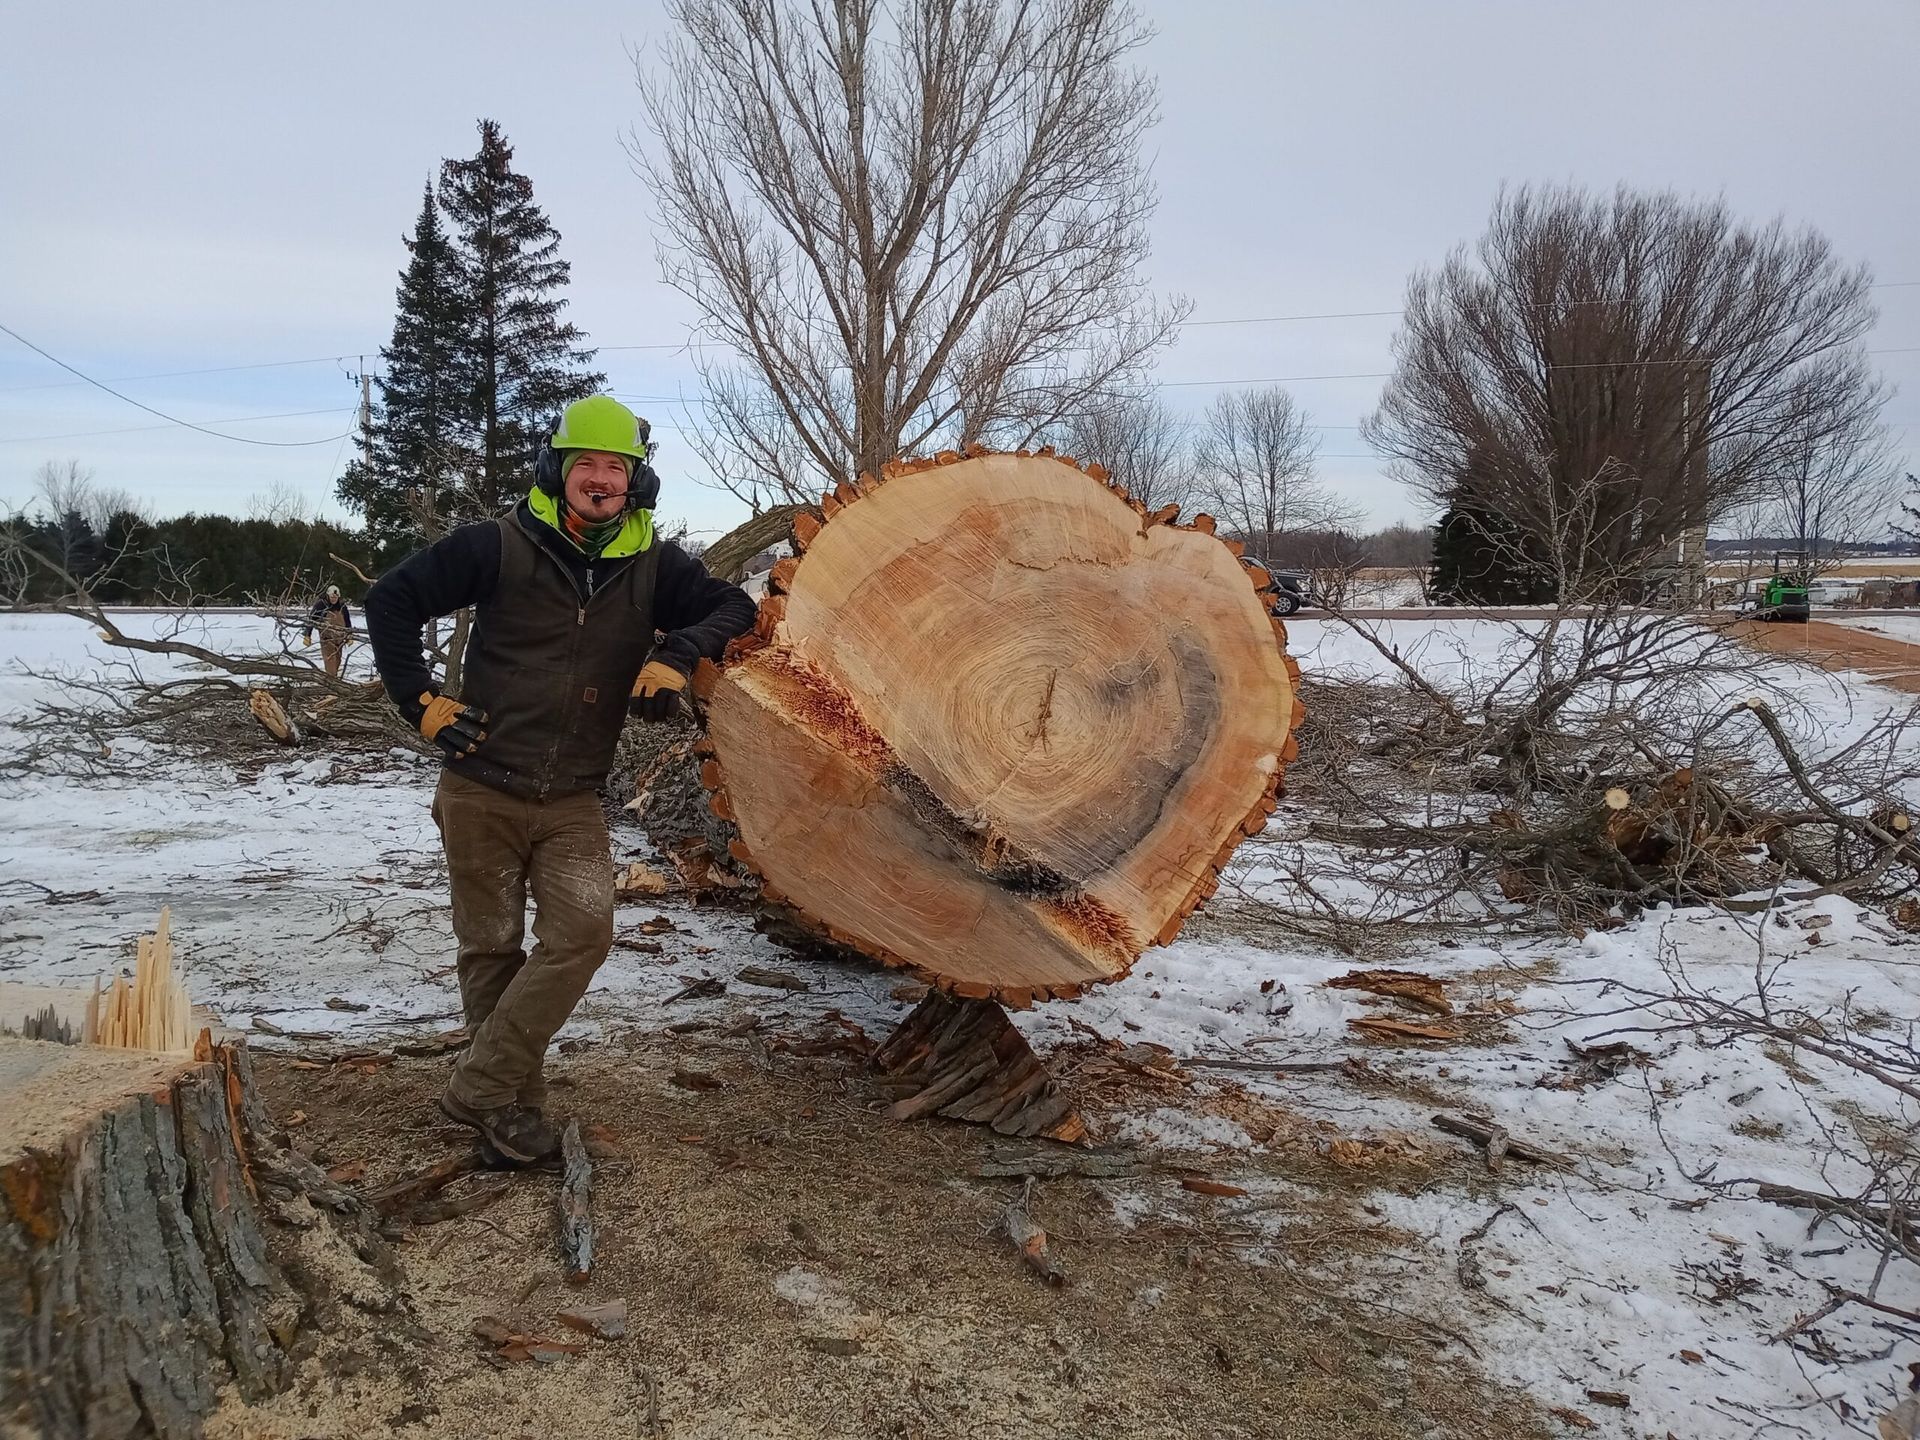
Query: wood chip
[[1348, 1016, 1460, 1043], [368, 1150, 488, 1218], [580, 1123, 623, 1160], [1583, 1390, 1629, 1409], [614, 862, 671, 897], [737, 965, 811, 992], [324, 996, 370, 1012], [665, 976, 724, 1004], [325, 1160, 366, 1185], [1547, 1407, 1594, 1430], [1180, 1176, 1248, 1198], [670, 1069, 724, 1092], [803, 1334, 864, 1356], [1000, 1204, 1065, 1287], [555, 1299, 628, 1340]]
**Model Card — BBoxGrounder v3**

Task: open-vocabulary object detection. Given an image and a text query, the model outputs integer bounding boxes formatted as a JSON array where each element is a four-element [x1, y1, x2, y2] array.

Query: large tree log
[[699, 449, 1301, 1002], [0, 1035, 398, 1438]]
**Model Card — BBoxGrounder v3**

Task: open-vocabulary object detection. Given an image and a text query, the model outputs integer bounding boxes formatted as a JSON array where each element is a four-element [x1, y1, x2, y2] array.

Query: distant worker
[[303, 583, 354, 677], [364, 396, 754, 1166]]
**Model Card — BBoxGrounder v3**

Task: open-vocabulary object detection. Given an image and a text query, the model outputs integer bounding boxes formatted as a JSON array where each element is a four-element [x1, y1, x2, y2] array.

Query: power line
[[1176, 280, 1920, 329], [0, 323, 355, 447], [1150, 345, 1920, 390], [0, 407, 357, 447], [0, 352, 366, 396]]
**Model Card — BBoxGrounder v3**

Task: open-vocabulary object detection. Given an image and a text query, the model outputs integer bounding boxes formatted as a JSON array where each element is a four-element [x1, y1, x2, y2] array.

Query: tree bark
[[0, 1036, 398, 1439]]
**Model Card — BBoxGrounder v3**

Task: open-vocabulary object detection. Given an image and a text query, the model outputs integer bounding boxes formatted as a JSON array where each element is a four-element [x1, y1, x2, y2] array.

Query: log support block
[[872, 992, 1087, 1144]]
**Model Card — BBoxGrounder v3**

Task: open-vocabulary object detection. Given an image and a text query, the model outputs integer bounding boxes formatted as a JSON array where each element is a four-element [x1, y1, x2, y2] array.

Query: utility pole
[[358, 355, 373, 453]]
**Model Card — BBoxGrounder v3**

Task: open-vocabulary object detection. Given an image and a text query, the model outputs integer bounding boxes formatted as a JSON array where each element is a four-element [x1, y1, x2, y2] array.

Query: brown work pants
[[317, 620, 348, 677], [431, 770, 615, 1109]]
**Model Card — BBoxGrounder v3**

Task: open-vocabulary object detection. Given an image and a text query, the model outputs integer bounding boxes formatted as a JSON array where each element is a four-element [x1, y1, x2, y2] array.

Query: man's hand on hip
[[415, 691, 489, 759], [629, 660, 689, 723]]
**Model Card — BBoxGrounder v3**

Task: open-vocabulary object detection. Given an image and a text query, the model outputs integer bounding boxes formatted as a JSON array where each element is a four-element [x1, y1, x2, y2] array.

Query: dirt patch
[[1731, 618, 1920, 694], [227, 1028, 1551, 1440]]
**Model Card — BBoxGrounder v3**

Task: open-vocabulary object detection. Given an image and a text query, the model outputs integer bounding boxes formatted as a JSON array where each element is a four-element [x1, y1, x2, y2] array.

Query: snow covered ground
[[2, 610, 1916, 1437], [1834, 614, 1920, 646]]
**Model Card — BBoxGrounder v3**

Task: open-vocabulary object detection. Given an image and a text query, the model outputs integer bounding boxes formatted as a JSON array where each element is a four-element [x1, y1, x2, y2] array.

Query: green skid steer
[[1753, 550, 1811, 623]]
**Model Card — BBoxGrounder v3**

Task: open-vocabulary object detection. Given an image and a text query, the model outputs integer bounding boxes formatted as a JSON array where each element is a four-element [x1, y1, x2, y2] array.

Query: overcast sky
[[2, 0, 1915, 543]]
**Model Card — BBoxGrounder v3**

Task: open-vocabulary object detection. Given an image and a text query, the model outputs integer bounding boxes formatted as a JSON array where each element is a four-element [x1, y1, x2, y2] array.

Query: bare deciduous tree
[[1364, 185, 1886, 589], [1754, 404, 1904, 577], [247, 479, 315, 526], [633, 0, 1189, 508], [32, 459, 143, 534], [1193, 386, 1356, 568], [1061, 392, 1194, 511]]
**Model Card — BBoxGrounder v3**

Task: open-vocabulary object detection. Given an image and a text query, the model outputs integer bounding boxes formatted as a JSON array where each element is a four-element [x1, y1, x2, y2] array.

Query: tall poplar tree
[[438, 119, 604, 516]]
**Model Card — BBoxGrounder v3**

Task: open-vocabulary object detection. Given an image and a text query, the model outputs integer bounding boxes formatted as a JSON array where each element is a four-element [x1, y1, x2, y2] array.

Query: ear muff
[[629, 461, 661, 512], [534, 418, 565, 497]]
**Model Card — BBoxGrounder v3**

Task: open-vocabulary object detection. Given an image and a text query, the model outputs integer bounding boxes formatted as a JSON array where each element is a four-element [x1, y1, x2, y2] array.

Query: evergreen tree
[[92, 510, 153, 604], [1897, 472, 1919, 542], [1430, 501, 1557, 606], [338, 183, 475, 562], [438, 119, 604, 517]]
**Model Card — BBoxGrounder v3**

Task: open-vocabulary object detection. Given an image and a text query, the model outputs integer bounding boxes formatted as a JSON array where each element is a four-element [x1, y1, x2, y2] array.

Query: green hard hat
[[552, 395, 650, 462]]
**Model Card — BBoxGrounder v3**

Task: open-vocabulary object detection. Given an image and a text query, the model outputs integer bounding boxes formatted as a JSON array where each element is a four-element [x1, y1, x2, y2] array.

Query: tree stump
[[0, 1035, 397, 1438], [699, 449, 1302, 1003]]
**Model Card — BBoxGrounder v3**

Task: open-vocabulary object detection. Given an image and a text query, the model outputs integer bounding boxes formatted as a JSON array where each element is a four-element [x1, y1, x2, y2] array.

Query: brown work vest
[[455, 513, 662, 801]]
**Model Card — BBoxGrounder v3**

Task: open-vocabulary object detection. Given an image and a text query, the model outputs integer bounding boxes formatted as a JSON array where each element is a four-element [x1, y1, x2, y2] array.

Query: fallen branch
[[557, 1120, 593, 1282], [1430, 1113, 1570, 1169], [365, 1151, 489, 1218]]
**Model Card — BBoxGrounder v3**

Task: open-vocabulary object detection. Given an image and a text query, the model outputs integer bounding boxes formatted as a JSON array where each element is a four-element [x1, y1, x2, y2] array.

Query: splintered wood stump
[[700, 450, 1301, 1003], [0, 1036, 396, 1439]]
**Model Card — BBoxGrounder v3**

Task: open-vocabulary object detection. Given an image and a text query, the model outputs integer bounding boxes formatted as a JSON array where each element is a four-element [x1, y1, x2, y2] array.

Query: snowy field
[[2, 610, 1917, 1437], [1834, 613, 1920, 646]]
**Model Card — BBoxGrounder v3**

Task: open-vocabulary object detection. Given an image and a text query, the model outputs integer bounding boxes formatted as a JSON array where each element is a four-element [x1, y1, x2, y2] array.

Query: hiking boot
[[438, 1087, 561, 1166]]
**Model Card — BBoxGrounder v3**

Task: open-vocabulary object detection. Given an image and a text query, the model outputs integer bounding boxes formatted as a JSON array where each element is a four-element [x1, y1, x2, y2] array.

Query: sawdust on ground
[[1730, 617, 1920, 694], [216, 1026, 1553, 1440]]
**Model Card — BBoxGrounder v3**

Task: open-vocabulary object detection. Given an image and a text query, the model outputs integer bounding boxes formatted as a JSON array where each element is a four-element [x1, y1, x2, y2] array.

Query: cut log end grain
[[705, 451, 1298, 1001]]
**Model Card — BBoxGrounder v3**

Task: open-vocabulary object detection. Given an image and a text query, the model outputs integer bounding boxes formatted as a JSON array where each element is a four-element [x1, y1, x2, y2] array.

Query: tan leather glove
[[629, 661, 689, 723], [416, 691, 488, 758]]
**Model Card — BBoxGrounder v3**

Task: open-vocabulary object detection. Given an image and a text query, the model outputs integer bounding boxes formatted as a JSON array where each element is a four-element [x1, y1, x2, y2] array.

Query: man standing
[[364, 396, 754, 1164], [303, 583, 353, 677]]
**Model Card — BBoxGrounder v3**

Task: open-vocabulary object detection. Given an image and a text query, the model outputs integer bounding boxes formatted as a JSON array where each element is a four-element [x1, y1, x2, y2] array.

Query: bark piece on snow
[[1430, 1112, 1570, 1169], [1326, 968, 1453, 1015]]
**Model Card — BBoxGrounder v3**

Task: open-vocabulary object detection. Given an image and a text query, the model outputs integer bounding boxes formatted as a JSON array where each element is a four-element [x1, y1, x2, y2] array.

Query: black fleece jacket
[[364, 499, 754, 713]]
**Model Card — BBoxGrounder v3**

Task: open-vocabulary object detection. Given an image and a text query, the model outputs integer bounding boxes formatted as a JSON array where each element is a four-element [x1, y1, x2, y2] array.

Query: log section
[[703, 450, 1301, 1002]]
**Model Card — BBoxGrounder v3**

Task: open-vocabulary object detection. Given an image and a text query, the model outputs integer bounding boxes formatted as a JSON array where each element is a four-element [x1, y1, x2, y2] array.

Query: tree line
[[4, 461, 369, 607]]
